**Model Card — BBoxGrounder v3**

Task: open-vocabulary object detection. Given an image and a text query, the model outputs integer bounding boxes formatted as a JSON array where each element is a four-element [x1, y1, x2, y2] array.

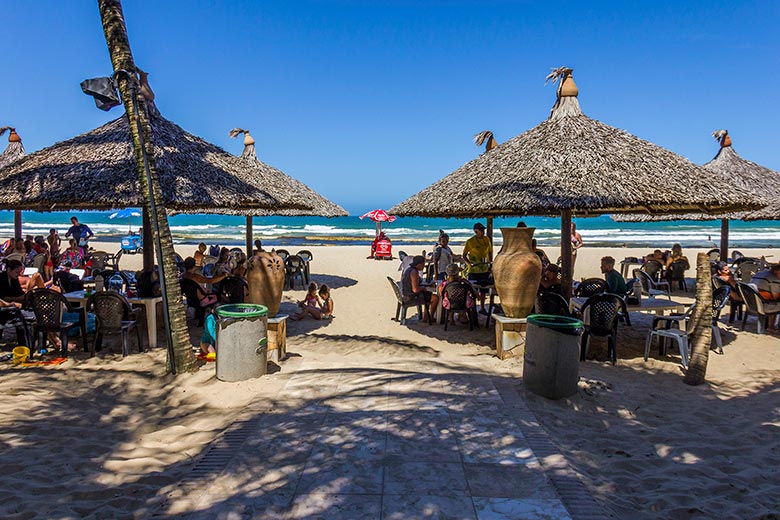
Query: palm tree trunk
[[684, 252, 711, 385], [98, 0, 196, 373]]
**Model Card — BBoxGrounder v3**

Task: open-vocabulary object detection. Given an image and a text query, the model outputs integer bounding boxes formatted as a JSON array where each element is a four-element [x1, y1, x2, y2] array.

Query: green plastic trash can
[[523, 314, 583, 399], [216, 304, 268, 382]]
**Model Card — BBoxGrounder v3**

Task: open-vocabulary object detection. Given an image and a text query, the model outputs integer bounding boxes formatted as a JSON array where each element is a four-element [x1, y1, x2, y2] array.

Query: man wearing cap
[[463, 222, 493, 311], [401, 255, 439, 323]]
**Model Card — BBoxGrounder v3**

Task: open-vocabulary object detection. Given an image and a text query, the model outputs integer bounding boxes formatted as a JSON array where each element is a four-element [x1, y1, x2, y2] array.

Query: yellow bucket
[[13, 346, 30, 365]]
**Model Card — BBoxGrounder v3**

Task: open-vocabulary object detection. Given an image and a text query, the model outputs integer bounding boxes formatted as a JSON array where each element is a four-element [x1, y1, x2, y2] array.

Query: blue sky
[[2, 1, 778, 215]]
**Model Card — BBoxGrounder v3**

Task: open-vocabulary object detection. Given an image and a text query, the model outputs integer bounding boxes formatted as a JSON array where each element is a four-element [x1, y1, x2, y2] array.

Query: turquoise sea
[[2, 211, 779, 250]]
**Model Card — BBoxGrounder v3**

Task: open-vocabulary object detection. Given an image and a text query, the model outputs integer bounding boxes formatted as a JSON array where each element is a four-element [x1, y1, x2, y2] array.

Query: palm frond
[[0, 127, 12, 137], [712, 129, 728, 142], [545, 67, 572, 86], [229, 128, 249, 139]]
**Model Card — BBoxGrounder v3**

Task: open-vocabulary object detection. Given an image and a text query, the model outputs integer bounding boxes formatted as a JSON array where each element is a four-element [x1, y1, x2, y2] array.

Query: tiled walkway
[[168, 358, 599, 519]]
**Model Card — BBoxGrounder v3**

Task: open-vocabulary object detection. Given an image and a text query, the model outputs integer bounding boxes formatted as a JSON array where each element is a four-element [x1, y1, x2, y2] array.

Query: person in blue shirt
[[601, 256, 627, 295], [65, 216, 94, 247]]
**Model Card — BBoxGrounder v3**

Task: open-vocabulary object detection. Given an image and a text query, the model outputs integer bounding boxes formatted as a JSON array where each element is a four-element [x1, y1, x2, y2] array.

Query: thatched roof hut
[[612, 130, 780, 257], [0, 127, 27, 237], [390, 72, 759, 219], [0, 109, 314, 214]]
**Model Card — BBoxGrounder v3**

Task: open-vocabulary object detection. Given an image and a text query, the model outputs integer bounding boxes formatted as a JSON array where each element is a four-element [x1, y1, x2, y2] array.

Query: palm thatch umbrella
[[0, 127, 26, 237], [389, 67, 763, 297], [227, 128, 348, 255], [613, 130, 780, 259]]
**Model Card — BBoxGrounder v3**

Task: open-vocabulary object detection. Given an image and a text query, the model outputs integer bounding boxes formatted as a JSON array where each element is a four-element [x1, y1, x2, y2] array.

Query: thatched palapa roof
[[389, 68, 762, 218], [225, 128, 347, 217], [614, 130, 780, 223], [0, 108, 314, 215], [0, 127, 26, 169]]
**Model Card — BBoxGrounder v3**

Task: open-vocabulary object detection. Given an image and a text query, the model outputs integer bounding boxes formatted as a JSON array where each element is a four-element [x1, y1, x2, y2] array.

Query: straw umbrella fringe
[[228, 128, 348, 255], [0, 127, 26, 237]]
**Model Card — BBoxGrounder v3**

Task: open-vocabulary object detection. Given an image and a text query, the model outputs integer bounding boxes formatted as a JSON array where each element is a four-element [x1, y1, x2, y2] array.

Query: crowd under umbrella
[[613, 130, 780, 260], [0, 127, 26, 238], [0, 96, 315, 271], [227, 128, 348, 256], [389, 67, 763, 298]]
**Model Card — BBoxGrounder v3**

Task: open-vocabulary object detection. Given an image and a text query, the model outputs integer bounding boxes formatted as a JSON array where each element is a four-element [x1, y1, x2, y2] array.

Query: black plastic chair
[[87, 291, 143, 357], [285, 255, 306, 290], [668, 260, 689, 291], [534, 293, 571, 317], [707, 248, 720, 262], [387, 276, 423, 325], [180, 278, 214, 326], [738, 282, 780, 334], [442, 281, 478, 330], [217, 276, 248, 304], [737, 261, 762, 283], [89, 251, 111, 272], [24, 289, 88, 357], [574, 278, 607, 298], [643, 260, 664, 282], [275, 249, 290, 262], [0, 306, 33, 349], [296, 250, 313, 284], [580, 293, 622, 365]]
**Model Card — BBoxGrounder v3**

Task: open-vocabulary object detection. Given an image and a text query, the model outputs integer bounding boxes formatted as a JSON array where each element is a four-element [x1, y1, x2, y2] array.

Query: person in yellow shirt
[[463, 222, 493, 311]]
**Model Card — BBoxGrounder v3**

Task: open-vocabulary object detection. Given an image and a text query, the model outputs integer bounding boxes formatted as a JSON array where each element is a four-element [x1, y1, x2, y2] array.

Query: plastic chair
[[284, 255, 306, 290], [275, 249, 290, 262], [574, 278, 607, 298], [441, 281, 478, 330], [387, 276, 423, 325], [0, 306, 33, 350], [738, 282, 780, 334], [643, 260, 664, 282], [24, 289, 88, 357], [706, 248, 720, 262], [535, 293, 572, 317], [296, 250, 313, 284], [180, 278, 214, 326], [737, 261, 762, 283], [645, 306, 694, 368], [90, 251, 111, 272], [634, 269, 671, 300], [217, 276, 248, 304], [87, 291, 143, 357], [711, 286, 731, 353], [580, 294, 622, 365]]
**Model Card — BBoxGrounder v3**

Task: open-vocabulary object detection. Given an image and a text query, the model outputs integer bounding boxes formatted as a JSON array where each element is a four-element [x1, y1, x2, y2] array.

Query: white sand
[[1, 243, 778, 517]]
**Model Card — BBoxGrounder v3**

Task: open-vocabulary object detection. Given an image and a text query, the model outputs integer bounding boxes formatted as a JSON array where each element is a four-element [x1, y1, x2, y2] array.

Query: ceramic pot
[[246, 251, 285, 317], [492, 227, 542, 318], [559, 75, 578, 97]]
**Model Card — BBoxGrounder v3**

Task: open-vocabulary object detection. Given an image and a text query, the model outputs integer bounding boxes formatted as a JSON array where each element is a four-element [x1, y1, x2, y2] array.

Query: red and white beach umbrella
[[360, 209, 397, 236]]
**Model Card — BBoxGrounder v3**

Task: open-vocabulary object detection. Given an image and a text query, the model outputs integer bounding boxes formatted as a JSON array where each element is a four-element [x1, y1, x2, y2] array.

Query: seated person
[[193, 242, 207, 267], [231, 251, 248, 278], [182, 257, 226, 304], [61, 239, 85, 268], [532, 239, 551, 269], [401, 255, 438, 322], [601, 256, 627, 295], [437, 263, 474, 324], [666, 243, 689, 269], [214, 247, 232, 276], [200, 307, 218, 354], [292, 284, 334, 321], [752, 264, 780, 332], [715, 262, 742, 303], [3, 238, 26, 264], [539, 264, 562, 294]]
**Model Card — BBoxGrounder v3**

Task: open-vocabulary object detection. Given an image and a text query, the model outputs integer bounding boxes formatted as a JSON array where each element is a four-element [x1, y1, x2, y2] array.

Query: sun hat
[[446, 263, 462, 276]]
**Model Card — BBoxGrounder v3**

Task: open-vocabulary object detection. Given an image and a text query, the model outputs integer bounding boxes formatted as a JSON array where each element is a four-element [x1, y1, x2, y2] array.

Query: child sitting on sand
[[292, 284, 334, 321], [200, 306, 218, 354]]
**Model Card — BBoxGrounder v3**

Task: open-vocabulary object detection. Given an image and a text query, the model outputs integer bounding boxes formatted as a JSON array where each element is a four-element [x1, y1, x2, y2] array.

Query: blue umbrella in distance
[[109, 208, 142, 233]]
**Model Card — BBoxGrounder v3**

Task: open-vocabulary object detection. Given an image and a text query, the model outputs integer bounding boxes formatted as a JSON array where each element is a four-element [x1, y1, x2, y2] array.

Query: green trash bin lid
[[526, 314, 583, 335], [216, 304, 268, 319]]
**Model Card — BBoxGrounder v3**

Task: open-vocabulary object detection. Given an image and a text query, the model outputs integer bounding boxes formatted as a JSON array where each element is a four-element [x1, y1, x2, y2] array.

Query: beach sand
[[1, 243, 778, 518]]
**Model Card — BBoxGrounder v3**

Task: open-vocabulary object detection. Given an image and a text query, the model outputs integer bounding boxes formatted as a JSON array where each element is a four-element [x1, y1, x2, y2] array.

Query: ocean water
[[1, 211, 779, 250]]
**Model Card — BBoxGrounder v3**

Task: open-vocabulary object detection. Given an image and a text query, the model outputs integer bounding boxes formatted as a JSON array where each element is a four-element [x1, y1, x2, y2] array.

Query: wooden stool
[[267, 315, 288, 362], [492, 315, 527, 360]]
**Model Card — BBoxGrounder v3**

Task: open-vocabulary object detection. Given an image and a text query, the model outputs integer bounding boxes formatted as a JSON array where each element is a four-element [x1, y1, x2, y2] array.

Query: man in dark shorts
[[400, 255, 439, 323]]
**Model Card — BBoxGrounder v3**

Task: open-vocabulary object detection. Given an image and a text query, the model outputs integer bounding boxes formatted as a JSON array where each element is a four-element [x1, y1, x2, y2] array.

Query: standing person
[[47, 228, 61, 264], [433, 232, 454, 281], [65, 216, 94, 248], [571, 222, 584, 268], [253, 239, 264, 255], [463, 222, 493, 312], [401, 255, 439, 323], [600, 256, 627, 295]]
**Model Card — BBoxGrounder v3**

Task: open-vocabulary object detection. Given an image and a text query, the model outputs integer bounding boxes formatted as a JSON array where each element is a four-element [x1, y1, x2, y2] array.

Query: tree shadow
[[306, 273, 357, 290]]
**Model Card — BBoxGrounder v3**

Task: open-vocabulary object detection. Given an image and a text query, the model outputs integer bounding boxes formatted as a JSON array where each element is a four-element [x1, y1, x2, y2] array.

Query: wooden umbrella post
[[246, 215, 253, 258], [142, 207, 153, 271], [486, 217, 493, 244], [720, 219, 729, 262], [560, 209, 573, 299], [13, 210, 21, 238]]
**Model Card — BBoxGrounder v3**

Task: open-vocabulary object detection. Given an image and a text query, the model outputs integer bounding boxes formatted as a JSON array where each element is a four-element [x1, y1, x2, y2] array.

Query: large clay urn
[[246, 251, 285, 317], [492, 227, 542, 318]]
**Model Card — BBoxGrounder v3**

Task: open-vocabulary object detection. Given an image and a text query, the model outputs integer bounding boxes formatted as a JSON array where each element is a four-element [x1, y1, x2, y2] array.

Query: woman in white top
[[433, 233, 455, 281]]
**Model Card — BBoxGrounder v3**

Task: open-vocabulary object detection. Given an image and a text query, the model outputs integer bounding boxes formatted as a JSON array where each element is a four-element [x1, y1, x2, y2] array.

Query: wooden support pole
[[13, 210, 22, 238], [720, 219, 729, 262], [142, 207, 153, 271], [560, 209, 573, 299], [246, 215, 253, 258], [486, 217, 494, 244]]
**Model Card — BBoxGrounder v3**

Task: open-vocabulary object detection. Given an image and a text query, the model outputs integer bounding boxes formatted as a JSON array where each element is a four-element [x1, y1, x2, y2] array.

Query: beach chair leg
[[122, 329, 130, 357], [580, 333, 589, 361], [443, 310, 449, 331], [608, 334, 617, 365], [644, 332, 653, 362], [741, 311, 748, 331], [400, 306, 407, 325], [395, 303, 401, 322], [60, 331, 69, 358], [679, 337, 689, 368]]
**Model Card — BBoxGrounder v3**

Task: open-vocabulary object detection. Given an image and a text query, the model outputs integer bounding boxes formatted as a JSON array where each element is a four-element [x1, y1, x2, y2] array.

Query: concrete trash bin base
[[523, 314, 583, 400], [216, 304, 268, 382]]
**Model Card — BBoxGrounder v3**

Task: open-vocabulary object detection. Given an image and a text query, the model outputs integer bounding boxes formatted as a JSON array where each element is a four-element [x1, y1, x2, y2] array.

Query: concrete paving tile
[[464, 464, 558, 499], [386, 437, 461, 462], [382, 494, 477, 520], [286, 493, 382, 520], [296, 458, 383, 495], [472, 498, 571, 520], [384, 461, 469, 497]]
